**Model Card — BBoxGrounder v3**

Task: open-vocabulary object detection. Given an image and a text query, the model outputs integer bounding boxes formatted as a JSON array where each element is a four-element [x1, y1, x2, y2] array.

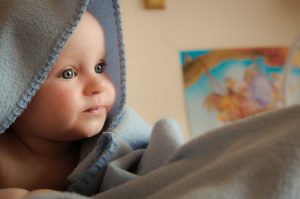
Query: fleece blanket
[[30, 104, 300, 199]]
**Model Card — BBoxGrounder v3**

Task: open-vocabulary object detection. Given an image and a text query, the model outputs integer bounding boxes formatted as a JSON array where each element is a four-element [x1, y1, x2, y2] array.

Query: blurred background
[[120, 0, 300, 139]]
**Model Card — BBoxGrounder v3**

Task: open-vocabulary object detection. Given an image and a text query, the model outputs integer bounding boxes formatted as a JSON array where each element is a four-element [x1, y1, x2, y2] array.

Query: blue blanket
[[30, 105, 300, 199]]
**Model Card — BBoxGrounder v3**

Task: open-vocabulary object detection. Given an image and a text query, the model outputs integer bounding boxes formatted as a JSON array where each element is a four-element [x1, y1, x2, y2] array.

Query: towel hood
[[0, 0, 126, 133]]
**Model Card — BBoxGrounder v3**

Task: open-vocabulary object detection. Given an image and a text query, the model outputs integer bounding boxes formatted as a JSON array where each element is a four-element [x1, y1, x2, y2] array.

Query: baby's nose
[[84, 77, 107, 96]]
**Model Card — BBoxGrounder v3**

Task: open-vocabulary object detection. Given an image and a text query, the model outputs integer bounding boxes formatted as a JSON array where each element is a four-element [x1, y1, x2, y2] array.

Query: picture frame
[[144, 0, 165, 9]]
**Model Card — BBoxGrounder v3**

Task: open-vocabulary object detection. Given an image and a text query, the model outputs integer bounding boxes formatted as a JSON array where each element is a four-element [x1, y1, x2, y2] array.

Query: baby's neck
[[0, 129, 80, 190], [11, 129, 79, 160]]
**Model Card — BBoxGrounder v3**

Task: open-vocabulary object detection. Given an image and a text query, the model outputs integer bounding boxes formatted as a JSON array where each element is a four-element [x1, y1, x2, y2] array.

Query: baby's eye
[[59, 68, 77, 79], [95, 62, 106, 74]]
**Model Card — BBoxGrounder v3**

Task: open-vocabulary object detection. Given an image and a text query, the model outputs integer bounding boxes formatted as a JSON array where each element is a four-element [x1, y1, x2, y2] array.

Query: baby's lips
[[84, 105, 104, 112]]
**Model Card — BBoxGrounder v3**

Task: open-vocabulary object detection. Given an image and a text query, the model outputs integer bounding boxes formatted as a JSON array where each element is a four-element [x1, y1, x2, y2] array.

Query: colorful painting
[[181, 47, 300, 136]]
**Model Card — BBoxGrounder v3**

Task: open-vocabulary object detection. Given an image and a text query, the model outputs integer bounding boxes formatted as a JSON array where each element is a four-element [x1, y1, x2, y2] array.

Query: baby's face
[[12, 12, 116, 141]]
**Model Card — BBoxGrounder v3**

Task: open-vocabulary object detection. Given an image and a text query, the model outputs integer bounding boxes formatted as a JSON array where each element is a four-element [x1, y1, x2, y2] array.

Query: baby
[[0, 11, 116, 198]]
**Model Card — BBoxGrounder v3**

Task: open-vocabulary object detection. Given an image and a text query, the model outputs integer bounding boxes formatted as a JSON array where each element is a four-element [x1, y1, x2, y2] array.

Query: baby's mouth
[[84, 106, 104, 114]]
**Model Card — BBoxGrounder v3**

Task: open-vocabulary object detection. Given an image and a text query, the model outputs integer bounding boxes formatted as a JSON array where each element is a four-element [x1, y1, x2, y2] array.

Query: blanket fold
[[28, 104, 300, 199]]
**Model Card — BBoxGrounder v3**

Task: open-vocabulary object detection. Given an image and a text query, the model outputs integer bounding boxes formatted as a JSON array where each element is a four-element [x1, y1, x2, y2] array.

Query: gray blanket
[[30, 104, 300, 199]]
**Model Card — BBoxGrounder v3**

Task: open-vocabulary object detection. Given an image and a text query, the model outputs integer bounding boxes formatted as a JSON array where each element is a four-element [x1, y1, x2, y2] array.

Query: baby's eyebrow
[[96, 58, 106, 63], [97, 51, 107, 62]]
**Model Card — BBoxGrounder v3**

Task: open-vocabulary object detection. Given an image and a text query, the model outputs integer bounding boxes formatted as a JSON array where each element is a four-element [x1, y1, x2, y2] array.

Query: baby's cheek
[[110, 85, 117, 111], [55, 91, 81, 113]]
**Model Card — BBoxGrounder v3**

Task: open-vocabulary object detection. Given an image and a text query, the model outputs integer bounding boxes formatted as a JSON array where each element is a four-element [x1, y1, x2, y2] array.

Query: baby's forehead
[[83, 11, 104, 30], [48, 12, 106, 73]]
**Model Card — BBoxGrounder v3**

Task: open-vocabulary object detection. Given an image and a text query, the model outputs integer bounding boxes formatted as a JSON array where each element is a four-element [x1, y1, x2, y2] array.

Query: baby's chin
[[56, 117, 106, 141], [42, 127, 100, 142], [67, 124, 104, 141]]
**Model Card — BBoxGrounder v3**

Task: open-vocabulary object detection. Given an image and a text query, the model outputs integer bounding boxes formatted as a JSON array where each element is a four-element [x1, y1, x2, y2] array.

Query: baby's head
[[11, 11, 116, 141]]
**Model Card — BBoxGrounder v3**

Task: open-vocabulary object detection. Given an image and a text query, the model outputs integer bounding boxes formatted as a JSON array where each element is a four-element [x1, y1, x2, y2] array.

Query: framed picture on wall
[[144, 0, 165, 9], [181, 47, 300, 136]]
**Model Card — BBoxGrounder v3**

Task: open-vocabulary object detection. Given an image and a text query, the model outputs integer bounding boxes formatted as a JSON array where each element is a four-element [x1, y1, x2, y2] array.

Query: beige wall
[[120, 0, 300, 139]]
